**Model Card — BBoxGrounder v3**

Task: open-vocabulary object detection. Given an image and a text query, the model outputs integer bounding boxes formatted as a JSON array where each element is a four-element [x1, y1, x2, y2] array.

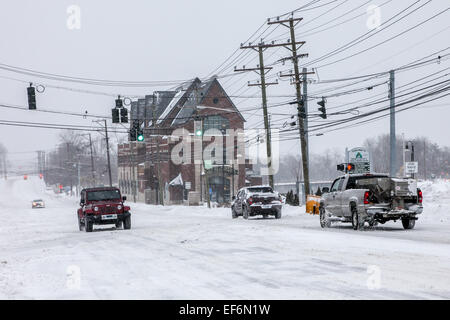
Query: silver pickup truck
[[319, 173, 423, 230]]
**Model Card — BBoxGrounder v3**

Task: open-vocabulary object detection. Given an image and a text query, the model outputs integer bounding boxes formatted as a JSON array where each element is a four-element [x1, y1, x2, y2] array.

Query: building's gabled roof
[[131, 77, 245, 128], [171, 105, 195, 126], [156, 90, 185, 125], [150, 91, 177, 124], [199, 77, 246, 122]]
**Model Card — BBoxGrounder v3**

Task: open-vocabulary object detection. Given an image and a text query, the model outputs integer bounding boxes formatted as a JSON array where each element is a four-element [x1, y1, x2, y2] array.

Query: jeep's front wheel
[[85, 219, 93, 233], [115, 221, 123, 229], [123, 215, 131, 230]]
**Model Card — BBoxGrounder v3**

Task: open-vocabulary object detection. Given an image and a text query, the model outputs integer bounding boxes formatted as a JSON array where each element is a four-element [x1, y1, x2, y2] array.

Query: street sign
[[347, 147, 371, 174], [405, 162, 418, 174], [185, 182, 191, 190]]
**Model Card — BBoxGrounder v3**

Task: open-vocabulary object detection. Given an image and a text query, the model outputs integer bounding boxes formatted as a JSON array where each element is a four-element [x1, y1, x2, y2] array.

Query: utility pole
[[88, 133, 96, 186], [268, 16, 311, 201], [411, 142, 415, 179], [302, 67, 309, 167], [104, 119, 113, 187], [389, 70, 397, 178], [235, 45, 279, 188]]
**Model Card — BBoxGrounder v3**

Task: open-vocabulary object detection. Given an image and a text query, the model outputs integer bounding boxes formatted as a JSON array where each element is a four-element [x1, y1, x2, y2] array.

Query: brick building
[[118, 77, 248, 205]]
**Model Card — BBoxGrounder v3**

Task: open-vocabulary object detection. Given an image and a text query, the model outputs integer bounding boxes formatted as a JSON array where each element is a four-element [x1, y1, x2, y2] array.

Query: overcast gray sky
[[0, 0, 449, 169]]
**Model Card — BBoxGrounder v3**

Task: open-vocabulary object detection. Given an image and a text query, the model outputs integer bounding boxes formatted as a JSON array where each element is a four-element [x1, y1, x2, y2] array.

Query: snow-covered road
[[1, 176, 450, 299]]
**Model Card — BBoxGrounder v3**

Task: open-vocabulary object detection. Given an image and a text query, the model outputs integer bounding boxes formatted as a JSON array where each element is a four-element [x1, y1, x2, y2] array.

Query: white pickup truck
[[319, 173, 423, 230]]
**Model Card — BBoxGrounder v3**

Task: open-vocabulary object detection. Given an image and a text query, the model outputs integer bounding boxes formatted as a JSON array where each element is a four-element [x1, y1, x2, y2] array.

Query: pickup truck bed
[[319, 174, 423, 230]]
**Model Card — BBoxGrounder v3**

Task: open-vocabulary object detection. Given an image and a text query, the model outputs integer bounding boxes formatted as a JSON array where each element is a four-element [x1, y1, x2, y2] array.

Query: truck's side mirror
[[122, 196, 127, 202], [322, 187, 330, 194]]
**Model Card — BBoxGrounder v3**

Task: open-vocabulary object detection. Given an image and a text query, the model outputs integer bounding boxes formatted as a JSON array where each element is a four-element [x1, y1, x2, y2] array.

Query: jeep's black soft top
[[82, 187, 120, 192]]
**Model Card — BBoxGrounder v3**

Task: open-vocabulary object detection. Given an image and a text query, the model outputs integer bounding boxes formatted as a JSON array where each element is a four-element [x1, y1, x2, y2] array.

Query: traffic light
[[289, 99, 306, 118], [137, 130, 144, 142], [129, 120, 139, 141], [317, 98, 326, 119], [115, 96, 123, 108], [337, 163, 355, 173], [112, 108, 120, 123], [27, 85, 36, 110], [120, 107, 128, 123], [194, 117, 203, 136], [129, 129, 137, 141], [297, 99, 306, 119], [346, 163, 355, 173]]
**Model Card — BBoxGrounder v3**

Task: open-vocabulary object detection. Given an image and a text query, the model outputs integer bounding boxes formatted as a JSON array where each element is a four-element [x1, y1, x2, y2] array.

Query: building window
[[213, 97, 219, 104], [203, 115, 229, 132]]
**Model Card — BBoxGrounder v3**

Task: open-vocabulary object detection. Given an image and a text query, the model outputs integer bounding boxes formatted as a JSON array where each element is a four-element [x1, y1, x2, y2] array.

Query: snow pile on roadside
[[418, 179, 450, 223]]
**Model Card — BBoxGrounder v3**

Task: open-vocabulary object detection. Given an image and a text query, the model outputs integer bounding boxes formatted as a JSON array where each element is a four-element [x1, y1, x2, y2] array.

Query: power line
[[312, 6, 449, 69]]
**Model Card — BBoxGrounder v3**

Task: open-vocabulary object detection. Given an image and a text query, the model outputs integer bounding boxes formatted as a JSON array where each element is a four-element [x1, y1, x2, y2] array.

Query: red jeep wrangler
[[77, 187, 131, 232]]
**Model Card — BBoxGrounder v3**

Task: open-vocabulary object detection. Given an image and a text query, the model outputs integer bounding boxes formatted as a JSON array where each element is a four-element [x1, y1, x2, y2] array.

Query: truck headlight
[[117, 205, 122, 210], [94, 206, 99, 212]]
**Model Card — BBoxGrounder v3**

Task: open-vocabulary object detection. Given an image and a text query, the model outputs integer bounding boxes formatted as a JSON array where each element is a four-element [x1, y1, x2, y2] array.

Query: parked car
[[319, 173, 423, 230], [77, 187, 131, 232], [31, 199, 45, 209], [231, 185, 283, 219]]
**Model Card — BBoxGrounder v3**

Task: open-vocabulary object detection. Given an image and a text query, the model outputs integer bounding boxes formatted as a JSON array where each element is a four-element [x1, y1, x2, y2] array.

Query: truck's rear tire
[[85, 219, 93, 232], [351, 207, 363, 230], [123, 215, 131, 230], [402, 218, 415, 230], [319, 206, 331, 228]]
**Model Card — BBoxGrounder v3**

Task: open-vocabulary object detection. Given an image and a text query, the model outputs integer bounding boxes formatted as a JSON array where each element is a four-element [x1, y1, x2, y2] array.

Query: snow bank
[[418, 179, 450, 223]]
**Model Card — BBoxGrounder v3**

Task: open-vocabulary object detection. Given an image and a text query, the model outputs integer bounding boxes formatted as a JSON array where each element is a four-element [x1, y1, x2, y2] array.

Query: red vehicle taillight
[[363, 191, 370, 204], [417, 188, 423, 204], [248, 197, 253, 205]]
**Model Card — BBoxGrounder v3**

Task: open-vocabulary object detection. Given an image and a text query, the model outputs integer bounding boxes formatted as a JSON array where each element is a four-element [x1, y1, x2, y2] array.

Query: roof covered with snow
[[131, 77, 244, 128]]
